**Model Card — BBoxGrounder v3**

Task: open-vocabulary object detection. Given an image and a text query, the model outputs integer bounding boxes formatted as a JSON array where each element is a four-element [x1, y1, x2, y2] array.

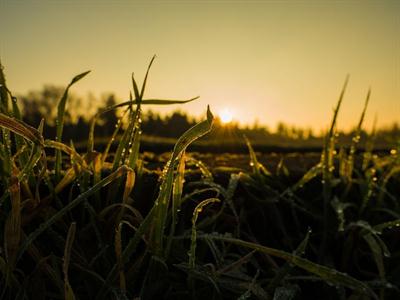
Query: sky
[[1, 0, 399, 131]]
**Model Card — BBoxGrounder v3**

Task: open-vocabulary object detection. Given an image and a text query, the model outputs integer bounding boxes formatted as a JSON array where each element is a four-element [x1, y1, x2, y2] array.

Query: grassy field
[[0, 60, 399, 299]]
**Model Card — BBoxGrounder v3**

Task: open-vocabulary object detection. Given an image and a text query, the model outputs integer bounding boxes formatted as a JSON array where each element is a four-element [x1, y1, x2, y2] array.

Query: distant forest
[[17, 85, 400, 149]]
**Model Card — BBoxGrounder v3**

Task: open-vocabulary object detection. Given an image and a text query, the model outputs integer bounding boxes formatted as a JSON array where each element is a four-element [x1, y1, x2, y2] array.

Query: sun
[[219, 109, 234, 124]]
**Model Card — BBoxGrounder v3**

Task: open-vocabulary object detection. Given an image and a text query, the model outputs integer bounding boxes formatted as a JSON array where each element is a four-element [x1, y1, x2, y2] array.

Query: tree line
[[17, 85, 399, 148]]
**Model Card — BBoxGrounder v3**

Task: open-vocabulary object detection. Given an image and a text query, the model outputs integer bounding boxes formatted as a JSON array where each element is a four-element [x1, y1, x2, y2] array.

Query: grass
[[0, 58, 399, 299]]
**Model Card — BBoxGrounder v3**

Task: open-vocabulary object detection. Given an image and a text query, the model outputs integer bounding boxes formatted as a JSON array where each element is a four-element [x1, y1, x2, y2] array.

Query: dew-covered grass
[[0, 58, 399, 299]]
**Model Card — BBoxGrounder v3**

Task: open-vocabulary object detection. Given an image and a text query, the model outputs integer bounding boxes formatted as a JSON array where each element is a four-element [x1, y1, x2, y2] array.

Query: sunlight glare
[[219, 109, 234, 124]]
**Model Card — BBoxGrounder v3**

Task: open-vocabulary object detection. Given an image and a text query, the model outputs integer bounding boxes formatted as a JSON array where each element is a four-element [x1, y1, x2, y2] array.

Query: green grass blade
[[189, 198, 220, 269], [153, 106, 214, 254], [171, 105, 213, 162], [346, 89, 371, 179], [95, 97, 199, 116], [362, 114, 378, 170], [55, 70, 90, 179], [139, 55, 156, 99], [320, 75, 349, 262], [102, 108, 129, 164], [244, 135, 271, 177], [131, 73, 140, 101], [165, 152, 186, 258]]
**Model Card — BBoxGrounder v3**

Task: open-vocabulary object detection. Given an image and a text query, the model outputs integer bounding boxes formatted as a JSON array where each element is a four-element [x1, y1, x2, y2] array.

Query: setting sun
[[219, 109, 234, 124]]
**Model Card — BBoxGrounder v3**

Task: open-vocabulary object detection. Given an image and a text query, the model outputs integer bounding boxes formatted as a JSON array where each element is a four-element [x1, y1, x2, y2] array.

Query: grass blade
[[0, 113, 44, 145], [55, 70, 90, 179], [189, 198, 221, 269]]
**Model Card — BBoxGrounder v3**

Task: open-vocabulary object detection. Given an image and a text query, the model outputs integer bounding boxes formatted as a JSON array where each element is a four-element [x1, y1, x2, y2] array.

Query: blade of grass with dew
[[331, 197, 353, 232], [244, 135, 271, 177], [320, 75, 349, 263], [126, 109, 142, 170], [45, 140, 87, 169], [0, 113, 44, 145], [3, 86, 30, 169], [290, 162, 322, 192], [345, 89, 371, 180], [116, 168, 135, 224], [363, 114, 378, 170], [63, 222, 77, 300], [165, 152, 186, 258], [101, 108, 129, 164], [107, 100, 136, 205], [152, 106, 214, 255], [111, 109, 135, 170], [360, 166, 378, 214], [55, 70, 90, 180], [373, 219, 400, 232], [189, 157, 213, 181], [377, 165, 400, 206], [98, 107, 214, 298], [16, 165, 131, 263], [204, 234, 377, 299], [118, 55, 149, 171], [53, 165, 81, 195], [189, 198, 221, 269], [17, 144, 43, 182]]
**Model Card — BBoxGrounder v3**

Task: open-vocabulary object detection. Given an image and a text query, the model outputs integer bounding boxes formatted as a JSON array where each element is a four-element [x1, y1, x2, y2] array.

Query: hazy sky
[[1, 0, 399, 131]]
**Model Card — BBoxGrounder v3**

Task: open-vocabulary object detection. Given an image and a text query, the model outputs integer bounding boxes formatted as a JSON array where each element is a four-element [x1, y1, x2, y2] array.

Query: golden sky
[[1, 0, 399, 131]]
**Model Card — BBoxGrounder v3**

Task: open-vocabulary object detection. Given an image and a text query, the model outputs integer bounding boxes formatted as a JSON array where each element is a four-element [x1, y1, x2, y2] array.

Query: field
[[1, 61, 399, 300]]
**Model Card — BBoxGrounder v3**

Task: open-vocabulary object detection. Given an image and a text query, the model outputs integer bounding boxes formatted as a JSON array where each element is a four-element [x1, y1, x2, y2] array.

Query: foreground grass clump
[[0, 59, 399, 299]]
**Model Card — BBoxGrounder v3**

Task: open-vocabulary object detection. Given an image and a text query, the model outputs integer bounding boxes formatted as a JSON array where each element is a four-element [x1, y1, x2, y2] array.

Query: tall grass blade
[[320, 75, 349, 262], [189, 198, 220, 269], [55, 70, 90, 179], [153, 106, 214, 254], [165, 152, 186, 258], [102, 108, 129, 164], [139, 55, 156, 99], [346, 89, 371, 179], [244, 135, 271, 177], [362, 114, 378, 170]]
